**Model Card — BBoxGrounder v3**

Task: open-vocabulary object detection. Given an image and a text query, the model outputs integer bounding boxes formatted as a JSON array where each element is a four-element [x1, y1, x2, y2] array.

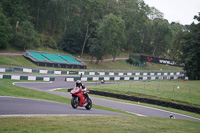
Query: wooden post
[[189, 87, 191, 94], [157, 82, 160, 91]]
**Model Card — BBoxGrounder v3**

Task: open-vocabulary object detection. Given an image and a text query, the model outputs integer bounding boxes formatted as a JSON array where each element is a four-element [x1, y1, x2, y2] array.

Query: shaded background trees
[[0, 0, 188, 56], [58, 28, 83, 54], [96, 13, 125, 62], [151, 18, 172, 56], [0, 3, 13, 49], [15, 20, 40, 50], [0, 0, 199, 79], [180, 13, 200, 80]]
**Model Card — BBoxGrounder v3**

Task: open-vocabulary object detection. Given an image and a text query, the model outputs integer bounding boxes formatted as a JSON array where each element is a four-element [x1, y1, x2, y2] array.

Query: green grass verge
[[85, 80, 200, 108], [0, 115, 199, 133], [0, 79, 131, 115]]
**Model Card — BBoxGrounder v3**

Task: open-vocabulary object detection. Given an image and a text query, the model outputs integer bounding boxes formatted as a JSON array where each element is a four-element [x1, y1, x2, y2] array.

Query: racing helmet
[[76, 80, 82, 87]]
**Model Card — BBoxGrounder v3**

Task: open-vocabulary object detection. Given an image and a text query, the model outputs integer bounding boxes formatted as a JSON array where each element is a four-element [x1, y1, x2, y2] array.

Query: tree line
[[0, 0, 199, 79]]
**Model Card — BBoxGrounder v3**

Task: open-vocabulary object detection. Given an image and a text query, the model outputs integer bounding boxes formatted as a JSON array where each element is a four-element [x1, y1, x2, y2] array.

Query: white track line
[[12, 81, 52, 85], [0, 96, 65, 105], [49, 88, 63, 91], [93, 97, 200, 121], [0, 114, 110, 117]]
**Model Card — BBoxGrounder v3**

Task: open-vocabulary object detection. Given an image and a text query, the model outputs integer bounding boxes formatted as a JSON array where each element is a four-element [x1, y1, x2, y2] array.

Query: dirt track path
[[0, 52, 23, 56], [82, 57, 128, 62]]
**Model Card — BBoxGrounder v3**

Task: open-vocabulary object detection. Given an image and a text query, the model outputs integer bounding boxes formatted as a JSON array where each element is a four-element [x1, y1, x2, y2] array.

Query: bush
[[127, 57, 139, 65], [40, 35, 57, 49], [58, 29, 83, 54], [127, 57, 133, 64], [133, 60, 139, 65]]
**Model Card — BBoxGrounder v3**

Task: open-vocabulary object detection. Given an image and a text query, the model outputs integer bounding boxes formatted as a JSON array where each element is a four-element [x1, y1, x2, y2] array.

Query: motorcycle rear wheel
[[85, 98, 92, 110], [71, 97, 78, 109]]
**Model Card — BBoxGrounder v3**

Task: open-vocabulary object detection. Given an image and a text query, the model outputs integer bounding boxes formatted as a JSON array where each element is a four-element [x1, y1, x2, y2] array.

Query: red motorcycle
[[70, 87, 92, 110]]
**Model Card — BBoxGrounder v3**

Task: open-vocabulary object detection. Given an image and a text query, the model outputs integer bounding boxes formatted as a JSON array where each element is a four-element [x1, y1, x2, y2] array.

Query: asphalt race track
[[1, 76, 200, 121], [0, 96, 125, 116]]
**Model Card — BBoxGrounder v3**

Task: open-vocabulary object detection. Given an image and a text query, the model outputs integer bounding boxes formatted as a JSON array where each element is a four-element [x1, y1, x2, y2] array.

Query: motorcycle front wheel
[[71, 97, 78, 109]]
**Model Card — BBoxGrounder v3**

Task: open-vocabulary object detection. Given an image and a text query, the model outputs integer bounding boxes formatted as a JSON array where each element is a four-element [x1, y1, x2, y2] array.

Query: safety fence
[[65, 75, 180, 82], [0, 67, 71, 74], [0, 67, 184, 77], [0, 74, 55, 81], [78, 71, 183, 76], [68, 89, 200, 114]]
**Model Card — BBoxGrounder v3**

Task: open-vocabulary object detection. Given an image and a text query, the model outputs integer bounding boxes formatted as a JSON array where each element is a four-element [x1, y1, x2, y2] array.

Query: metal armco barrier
[[65, 76, 179, 82], [0, 67, 184, 77], [0, 74, 55, 81]]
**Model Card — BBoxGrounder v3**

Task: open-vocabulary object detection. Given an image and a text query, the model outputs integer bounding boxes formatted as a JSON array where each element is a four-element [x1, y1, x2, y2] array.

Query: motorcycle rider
[[76, 80, 82, 88], [76, 80, 89, 102]]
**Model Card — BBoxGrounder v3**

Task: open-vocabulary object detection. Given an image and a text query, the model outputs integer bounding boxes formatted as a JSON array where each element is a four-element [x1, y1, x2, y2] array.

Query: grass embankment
[[0, 56, 81, 71], [0, 79, 130, 115], [0, 56, 38, 67], [86, 80, 200, 108], [0, 115, 199, 133], [0, 51, 182, 71], [86, 60, 182, 71]]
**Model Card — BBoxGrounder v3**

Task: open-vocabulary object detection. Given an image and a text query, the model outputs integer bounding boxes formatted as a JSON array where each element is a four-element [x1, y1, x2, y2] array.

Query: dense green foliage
[[100, 14, 125, 61], [88, 13, 125, 63], [59, 28, 83, 54], [0, 4, 13, 48], [0, 0, 190, 55], [180, 13, 200, 80], [126, 57, 139, 65], [151, 19, 172, 56], [15, 20, 40, 49], [0, 0, 199, 79]]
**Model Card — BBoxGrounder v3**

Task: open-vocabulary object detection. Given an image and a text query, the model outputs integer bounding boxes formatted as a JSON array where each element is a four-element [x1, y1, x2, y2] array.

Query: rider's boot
[[85, 98, 88, 103]]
